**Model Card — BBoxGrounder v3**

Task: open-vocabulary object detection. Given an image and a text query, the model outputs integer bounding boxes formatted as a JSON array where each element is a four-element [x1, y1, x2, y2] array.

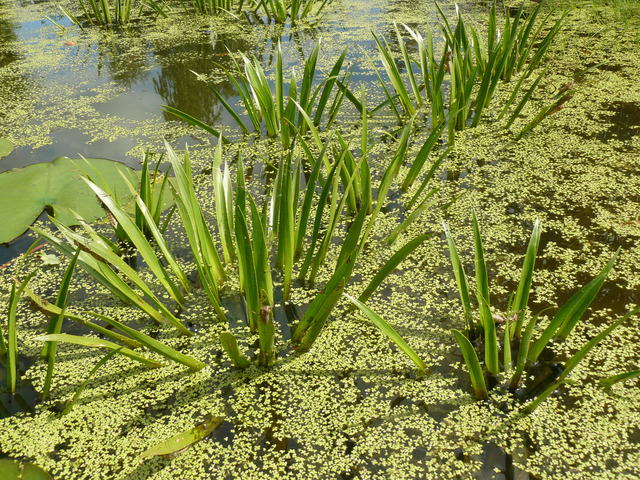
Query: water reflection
[[153, 30, 247, 126], [0, 2, 20, 67]]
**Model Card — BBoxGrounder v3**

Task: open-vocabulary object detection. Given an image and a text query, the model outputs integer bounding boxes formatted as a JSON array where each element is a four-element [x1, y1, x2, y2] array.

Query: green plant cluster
[[3, 0, 637, 430], [56, 0, 333, 27]]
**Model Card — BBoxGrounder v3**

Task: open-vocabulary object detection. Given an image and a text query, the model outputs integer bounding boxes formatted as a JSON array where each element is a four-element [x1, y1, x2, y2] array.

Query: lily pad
[[0, 459, 53, 480], [0, 157, 171, 245], [0, 138, 14, 159]]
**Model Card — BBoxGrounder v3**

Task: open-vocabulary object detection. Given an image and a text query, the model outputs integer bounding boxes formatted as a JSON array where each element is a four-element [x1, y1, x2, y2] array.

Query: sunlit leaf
[[138, 415, 222, 460]]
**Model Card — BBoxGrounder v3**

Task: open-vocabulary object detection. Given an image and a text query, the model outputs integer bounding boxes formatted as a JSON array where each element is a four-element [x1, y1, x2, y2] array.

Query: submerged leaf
[[138, 415, 222, 460]]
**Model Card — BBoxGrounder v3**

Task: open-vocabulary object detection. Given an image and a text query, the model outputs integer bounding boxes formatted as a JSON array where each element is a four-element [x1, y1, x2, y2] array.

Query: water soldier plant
[[164, 40, 352, 151], [57, 0, 332, 27], [369, 1, 566, 142], [245, 0, 333, 24], [58, 0, 168, 27], [443, 214, 640, 411], [29, 110, 444, 383]]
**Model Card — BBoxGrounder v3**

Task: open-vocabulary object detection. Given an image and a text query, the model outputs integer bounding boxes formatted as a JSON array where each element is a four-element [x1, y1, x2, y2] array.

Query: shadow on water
[[0, 356, 39, 419], [599, 101, 640, 143]]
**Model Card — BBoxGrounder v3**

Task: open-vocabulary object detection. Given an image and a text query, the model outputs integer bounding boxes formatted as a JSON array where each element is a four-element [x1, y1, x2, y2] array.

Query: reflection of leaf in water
[[138, 415, 222, 460], [0, 459, 53, 480]]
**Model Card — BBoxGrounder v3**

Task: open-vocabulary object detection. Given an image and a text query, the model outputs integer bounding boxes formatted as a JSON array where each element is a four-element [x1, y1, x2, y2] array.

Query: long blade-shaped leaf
[[212, 141, 235, 264], [42, 248, 80, 400], [509, 310, 548, 390], [162, 106, 230, 143], [452, 329, 488, 400], [6, 270, 37, 393], [559, 306, 640, 382], [357, 233, 433, 305], [219, 332, 251, 368], [600, 369, 640, 389], [235, 204, 260, 332], [249, 197, 273, 306], [528, 249, 618, 364], [313, 47, 347, 126], [401, 121, 447, 191], [33, 333, 164, 369], [43, 216, 191, 336], [85, 312, 206, 371], [473, 211, 490, 327], [61, 348, 120, 415], [347, 294, 427, 372], [511, 219, 541, 338], [23, 286, 141, 349], [443, 221, 473, 331], [84, 179, 185, 306], [138, 415, 222, 460], [472, 212, 498, 374]]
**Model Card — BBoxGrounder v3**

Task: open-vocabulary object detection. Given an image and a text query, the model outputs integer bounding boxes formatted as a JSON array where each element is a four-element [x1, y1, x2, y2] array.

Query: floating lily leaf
[[0, 459, 52, 480], [0, 138, 14, 159], [0, 157, 140, 244], [138, 415, 222, 460]]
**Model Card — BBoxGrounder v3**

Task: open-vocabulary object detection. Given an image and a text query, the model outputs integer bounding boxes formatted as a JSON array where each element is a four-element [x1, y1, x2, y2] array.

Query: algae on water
[[1, 0, 639, 479]]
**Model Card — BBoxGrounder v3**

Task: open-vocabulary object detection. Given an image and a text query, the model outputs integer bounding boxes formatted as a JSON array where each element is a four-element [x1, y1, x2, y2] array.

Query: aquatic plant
[[0, 157, 145, 245], [444, 214, 640, 409], [346, 294, 427, 373], [82, 152, 175, 249], [32, 171, 196, 337], [369, 1, 566, 142], [1, 271, 36, 394], [32, 116, 443, 376], [245, 0, 333, 24], [177, 0, 238, 15], [175, 128, 437, 363], [138, 414, 222, 460], [165, 40, 351, 150], [59, 0, 168, 27]]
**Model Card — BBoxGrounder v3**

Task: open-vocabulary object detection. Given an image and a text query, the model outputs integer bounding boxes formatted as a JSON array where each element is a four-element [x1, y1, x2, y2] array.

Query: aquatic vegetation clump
[[31, 111, 443, 374], [370, 1, 567, 142], [444, 213, 640, 410], [59, 0, 168, 27], [245, 0, 334, 24], [165, 40, 354, 151]]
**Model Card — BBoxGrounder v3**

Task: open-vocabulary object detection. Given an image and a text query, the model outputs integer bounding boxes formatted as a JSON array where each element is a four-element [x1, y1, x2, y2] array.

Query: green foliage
[[34, 117, 442, 375], [444, 217, 638, 411], [347, 295, 427, 373], [60, 348, 121, 415], [60, 0, 168, 27], [246, 0, 333, 23], [3, 271, 37, 394], [178, 0, 237, 15], [138, 414, 222, 460], [165, 41, 350, 151], [369, 1, 566, 143]]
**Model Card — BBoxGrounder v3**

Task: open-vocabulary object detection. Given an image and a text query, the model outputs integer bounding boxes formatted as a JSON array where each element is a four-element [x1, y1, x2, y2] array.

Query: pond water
[[1, 0, 640, 479]]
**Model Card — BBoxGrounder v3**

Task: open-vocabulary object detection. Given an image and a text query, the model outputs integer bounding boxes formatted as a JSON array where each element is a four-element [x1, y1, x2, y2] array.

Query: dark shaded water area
[[1, 0, 640, 479]]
